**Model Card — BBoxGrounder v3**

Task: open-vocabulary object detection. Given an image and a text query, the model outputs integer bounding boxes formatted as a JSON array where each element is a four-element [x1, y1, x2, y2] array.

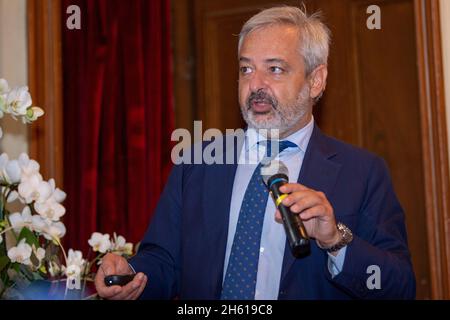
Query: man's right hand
[[95, 253, 148, 300]]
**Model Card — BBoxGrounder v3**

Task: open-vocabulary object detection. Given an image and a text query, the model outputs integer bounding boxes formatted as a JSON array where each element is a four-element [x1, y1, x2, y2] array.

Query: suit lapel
[[280, 125, 342, 282], [202, 134, 243, 298]]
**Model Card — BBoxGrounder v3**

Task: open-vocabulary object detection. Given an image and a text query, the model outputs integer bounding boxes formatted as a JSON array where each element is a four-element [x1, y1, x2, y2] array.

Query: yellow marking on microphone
[[275, 194, 288, 207]]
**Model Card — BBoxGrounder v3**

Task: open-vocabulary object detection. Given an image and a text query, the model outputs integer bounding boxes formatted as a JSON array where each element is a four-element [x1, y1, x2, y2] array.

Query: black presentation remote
[[104, 274, 136, 287]]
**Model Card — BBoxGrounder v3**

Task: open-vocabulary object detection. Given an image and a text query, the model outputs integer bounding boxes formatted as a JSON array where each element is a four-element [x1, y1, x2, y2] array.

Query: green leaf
[[18, 227, 39, 247], [12, 262, 20, 272], [0, 256, 10, 273]]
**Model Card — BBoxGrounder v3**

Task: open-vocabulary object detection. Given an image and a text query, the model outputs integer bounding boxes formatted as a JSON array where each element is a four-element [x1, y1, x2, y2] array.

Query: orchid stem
[[51, 236, 71, 299], [81, 252, 104, 297], [0, 226, 14, 237]]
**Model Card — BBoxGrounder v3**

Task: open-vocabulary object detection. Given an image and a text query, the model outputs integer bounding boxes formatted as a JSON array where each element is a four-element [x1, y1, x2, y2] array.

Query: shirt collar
[[244, 116, 315, 153]]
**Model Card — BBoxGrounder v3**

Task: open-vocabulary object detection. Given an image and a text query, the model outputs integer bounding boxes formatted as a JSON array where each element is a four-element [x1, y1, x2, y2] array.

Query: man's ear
[[308, 65, 328, 100]]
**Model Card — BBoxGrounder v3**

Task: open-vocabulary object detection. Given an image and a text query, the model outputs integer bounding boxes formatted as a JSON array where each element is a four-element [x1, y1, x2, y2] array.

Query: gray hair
[[238, 6, 331, 75]]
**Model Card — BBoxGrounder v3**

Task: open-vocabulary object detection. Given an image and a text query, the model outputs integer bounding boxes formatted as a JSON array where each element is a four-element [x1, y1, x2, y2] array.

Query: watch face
[[338, 223, 352, 235], [328, 223, 353, 252]]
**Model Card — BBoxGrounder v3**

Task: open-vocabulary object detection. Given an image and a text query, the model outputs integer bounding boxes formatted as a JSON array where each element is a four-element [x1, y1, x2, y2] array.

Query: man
[[95, 6, 415, 300]]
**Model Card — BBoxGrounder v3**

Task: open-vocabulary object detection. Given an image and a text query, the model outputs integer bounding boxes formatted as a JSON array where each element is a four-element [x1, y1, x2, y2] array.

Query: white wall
[[440, 0, 450, 169], [0, 0, 28, 157]]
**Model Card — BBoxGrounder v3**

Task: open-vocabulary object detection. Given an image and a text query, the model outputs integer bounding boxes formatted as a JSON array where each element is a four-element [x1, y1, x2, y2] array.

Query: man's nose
[[249, 71, 268, 92]]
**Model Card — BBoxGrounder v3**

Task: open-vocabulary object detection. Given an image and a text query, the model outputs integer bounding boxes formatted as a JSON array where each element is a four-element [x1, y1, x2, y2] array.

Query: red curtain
[[61, 0, 174, 253]]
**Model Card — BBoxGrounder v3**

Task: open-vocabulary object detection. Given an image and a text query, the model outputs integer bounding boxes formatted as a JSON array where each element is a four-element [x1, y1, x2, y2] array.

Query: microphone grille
[[260, 160, 289, 185]]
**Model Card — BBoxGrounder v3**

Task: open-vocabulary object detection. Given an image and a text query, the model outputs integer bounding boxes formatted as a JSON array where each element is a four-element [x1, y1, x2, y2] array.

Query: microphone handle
[[269, 177, 310, 258]]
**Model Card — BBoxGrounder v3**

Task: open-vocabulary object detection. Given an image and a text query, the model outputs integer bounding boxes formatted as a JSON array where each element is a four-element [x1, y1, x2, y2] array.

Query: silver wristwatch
[[317, 222, 353, 253]]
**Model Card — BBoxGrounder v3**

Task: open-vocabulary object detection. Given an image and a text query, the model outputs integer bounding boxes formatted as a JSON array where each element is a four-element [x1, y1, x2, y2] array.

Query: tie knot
[[260, 140, 297, 159]]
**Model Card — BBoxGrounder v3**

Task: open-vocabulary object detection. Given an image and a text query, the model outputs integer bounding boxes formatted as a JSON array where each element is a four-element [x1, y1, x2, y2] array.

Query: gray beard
[[241, 84, 312, 134]]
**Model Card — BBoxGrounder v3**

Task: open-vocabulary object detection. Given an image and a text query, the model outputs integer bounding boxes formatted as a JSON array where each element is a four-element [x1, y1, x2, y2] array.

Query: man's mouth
[[250, 100, 273, 113]]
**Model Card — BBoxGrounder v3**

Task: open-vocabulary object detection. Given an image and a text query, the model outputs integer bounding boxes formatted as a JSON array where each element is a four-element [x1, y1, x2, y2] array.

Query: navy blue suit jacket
[[129, 125, 416, 299]]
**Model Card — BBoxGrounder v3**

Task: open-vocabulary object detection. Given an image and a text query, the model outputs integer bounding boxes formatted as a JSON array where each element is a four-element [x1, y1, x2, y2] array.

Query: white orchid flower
[[2, 162, 21, 185], [0, 153, 8, 170], [0, 153, 21, 184], [0, 79, 9, 94], [112, 233, 133, 256], [88, 232, 112, 253], [32, 244, 46, 266], [0, 234, 3, 244], [23, 106, 44, 123], [48, 179, 66, 203], [7, 190, 18, 203], [6, 160, 22, 184], [0, 98, 5, 117], [33, 179, 66, 221], [0, 126, 2, 138], [67, 249, 85, 268], [5, 86, 32, 117], [9, 206, 33, 232], [18, 153, 41, 181], [63, 249, 86, 277], [65, 264, 81, 278], [0, 79, 10, 117], [0, 97, 5, 115], [7, 239, 33, 266], [36, 247, 45, 262], [18, 173, 52, 204], [42, 221, 66, 241], [31, 215, 66, 241], [34, 199, 66, 221], [30, 214, 47, 233]]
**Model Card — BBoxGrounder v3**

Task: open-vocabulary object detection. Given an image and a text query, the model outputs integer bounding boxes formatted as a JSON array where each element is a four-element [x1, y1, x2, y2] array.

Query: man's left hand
[[276, 183, 340, 249]]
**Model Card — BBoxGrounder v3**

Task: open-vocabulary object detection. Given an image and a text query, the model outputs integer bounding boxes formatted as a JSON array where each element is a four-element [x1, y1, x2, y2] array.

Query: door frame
[[27, 0, 64, 186], [415, 0, 450, 299]]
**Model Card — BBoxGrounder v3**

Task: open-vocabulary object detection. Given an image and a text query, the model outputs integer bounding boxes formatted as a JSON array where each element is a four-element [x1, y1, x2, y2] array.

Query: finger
[[94, 268, 105, 290], [122, 274, 147, 300], [298, 205, 329, 220], [112, 273, 146, 300], [281, 190, 314, 207], [95, 265, 120, 298], [279, 183, 309, 194], [283, 194, 323, 213], [112, 279, 141, 300], [109, 284, 136, 300], [274, 209, 282, 223], [99, 255, 117, 276], [129, 275, 148, 300], [130, 277, 147, 300], [116, 258, 134, 275], [98, 285, 123, 299]]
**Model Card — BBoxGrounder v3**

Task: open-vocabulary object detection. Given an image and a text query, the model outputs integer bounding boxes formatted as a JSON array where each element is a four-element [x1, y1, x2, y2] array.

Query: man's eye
[[270, 66, 284, 74], [240, 66, 252, 74]]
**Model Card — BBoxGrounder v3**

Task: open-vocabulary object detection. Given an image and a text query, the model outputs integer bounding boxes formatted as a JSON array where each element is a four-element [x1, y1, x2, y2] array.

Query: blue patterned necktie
[[221, 140, 297, 300]]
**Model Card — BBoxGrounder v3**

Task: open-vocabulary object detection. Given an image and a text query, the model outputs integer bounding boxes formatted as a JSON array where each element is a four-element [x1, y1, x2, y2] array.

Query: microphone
[[261, 160, 310, 258]]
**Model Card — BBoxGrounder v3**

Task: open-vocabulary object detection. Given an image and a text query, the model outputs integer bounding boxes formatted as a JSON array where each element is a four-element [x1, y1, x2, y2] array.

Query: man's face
[[238, 24, 313, 137]]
